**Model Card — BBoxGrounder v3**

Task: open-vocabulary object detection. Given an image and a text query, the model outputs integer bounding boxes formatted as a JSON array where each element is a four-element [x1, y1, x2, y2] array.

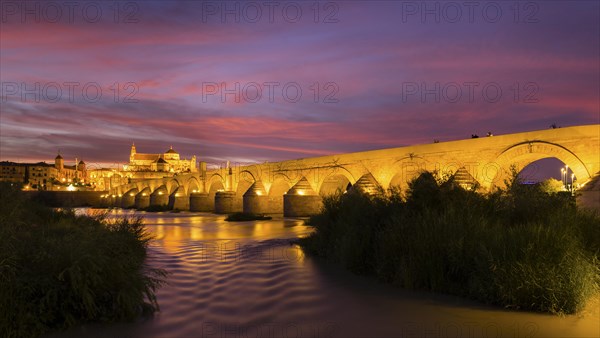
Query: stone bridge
[[105, 124, 599, 216]]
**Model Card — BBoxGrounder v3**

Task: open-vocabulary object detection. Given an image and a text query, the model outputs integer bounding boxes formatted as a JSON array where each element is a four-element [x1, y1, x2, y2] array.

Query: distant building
[[123, 144, 197, 173], [0, 153, 87, 190], [1, 144, 199, 191]]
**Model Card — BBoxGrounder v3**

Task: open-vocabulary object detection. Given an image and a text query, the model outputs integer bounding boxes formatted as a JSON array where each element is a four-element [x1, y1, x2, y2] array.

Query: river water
[[51, 209, 599, 338]]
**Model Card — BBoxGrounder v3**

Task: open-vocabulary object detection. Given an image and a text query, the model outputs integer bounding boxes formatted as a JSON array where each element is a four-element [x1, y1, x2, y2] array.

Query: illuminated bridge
[[105, 124, 600, 216]]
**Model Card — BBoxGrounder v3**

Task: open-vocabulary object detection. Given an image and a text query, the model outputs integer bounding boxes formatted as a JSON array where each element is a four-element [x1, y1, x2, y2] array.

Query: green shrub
[[0, 183, 166, 337], [300, 171, 600, 314]]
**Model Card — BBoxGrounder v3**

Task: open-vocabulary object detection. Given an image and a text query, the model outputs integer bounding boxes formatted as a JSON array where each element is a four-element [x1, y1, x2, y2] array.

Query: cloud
[[1, 1, 598, 165]]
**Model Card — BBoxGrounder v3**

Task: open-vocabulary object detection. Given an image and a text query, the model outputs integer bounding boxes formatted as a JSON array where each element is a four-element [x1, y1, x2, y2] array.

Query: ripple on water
[[49, 210, 599, 338]]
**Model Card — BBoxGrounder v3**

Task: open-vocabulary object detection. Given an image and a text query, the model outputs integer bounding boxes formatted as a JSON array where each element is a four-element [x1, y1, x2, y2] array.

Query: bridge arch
[[388, 156, 429, 191], [267, 176, 292, 213], [237, 170, 255, 196], [152, 184, 168, 195], [187, 177, 202, 194], [318, 170, 355, 196], [487, 141, 591, 189], [166, 179, 181, 195], [207, 174, 226, 196]]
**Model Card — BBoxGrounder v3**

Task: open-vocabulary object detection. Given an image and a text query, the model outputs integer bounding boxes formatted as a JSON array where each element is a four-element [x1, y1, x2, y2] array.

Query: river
[[50, 209, 599, 338]]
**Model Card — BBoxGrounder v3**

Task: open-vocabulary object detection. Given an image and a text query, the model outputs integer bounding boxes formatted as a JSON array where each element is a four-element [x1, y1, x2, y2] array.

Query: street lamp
[[561, 168, 565, 188]]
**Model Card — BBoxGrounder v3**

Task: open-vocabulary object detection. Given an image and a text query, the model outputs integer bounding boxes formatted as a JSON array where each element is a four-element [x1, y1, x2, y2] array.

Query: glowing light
[[297, 190, 305, 195], [158, 191, 164, 195], [111, 194, 116, 198], [256, 191, 263, 196], [67, 184, 76, 191], [192, 189, 198, 193], [129, 193, 134, 196]]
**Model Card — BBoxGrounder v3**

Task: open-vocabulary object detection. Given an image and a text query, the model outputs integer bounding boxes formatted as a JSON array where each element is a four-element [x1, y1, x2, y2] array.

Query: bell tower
[[55, 152, 64, 171], [130, 142, 137, 163]]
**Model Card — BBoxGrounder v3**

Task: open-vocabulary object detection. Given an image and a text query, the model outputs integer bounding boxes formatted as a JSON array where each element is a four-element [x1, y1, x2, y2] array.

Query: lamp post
[[561, 168, 565, 189], [571, 173, 575, 195]]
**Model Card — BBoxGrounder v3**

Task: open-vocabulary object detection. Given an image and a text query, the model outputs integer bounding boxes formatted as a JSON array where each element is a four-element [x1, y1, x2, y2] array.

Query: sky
[[1, 0, 598, 174]]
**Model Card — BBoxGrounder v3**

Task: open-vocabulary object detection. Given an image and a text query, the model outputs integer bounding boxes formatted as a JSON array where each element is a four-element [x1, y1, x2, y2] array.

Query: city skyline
[[1, 1, 598, 166]]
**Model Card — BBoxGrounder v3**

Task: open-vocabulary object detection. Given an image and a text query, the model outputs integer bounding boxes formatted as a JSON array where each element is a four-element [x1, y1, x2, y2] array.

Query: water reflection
[[52, 209, 598, 338]]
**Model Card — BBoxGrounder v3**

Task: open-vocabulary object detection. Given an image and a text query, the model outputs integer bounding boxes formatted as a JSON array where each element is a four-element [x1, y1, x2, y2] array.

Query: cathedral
[[124, 144, 197, 173]]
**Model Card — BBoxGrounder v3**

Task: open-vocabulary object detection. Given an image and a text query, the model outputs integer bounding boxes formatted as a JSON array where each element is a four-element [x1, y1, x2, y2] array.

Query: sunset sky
[[1, 1, 598, 170]]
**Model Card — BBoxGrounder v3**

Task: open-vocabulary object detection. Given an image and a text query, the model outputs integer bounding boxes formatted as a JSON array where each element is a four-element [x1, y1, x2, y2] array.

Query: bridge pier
[[99, 195, 109, 208], [121, 194, 135, 208], [112, 195, 122, 208], [121, 190, 137, 208], [349, 173, 382, 195], [135, 190, 150, 209], [243, 181, 268, 214], [283, 178, 322, 217], [190, 192, 213, 212], [150, 189, 168, 208], [215, 191, 237, 214], [168, 187, 189, 210]]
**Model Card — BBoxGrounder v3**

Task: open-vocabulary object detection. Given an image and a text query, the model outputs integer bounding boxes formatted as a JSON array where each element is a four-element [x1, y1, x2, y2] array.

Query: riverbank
[[299, 171, 600, 315], [47, 210, 599, 337], [0, 183, 165, 337]]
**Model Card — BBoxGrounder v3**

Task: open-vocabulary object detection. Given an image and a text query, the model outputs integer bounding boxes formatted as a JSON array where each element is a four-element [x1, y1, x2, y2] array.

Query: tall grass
[[0, 183, 166, 337], [300, 171, 600, 314]]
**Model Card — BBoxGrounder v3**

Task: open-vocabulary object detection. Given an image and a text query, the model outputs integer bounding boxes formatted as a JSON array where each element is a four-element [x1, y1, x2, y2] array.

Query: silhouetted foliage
[[0, 183, 167, 337], [299, 170, 600, 314]]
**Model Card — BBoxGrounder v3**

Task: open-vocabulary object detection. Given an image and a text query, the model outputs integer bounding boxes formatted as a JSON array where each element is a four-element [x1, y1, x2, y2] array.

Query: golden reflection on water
[[60, 208, 599, 338], [145, 214, 309, 241], [86, 210, 313, 258]]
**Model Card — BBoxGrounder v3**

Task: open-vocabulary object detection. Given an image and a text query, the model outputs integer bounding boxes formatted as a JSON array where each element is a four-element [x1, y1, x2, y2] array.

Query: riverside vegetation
[[0, 183, 166, 337], [299, 170, 600, 314]]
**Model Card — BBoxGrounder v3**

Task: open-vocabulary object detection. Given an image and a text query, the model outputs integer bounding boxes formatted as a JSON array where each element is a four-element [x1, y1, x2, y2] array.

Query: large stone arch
[[121, 187, 139, 208], [151, 184, 168, 194], [207, 174, 226, 197], [487, 141, 591, 189], [236, 170, 255, 197], [388, 155, 430, 190], [187, 176, 202, 194], [318, 171, 355, 196], [166, 179, 181, 195], [134, 186, 152, 209], [267, 176, 292, 213]]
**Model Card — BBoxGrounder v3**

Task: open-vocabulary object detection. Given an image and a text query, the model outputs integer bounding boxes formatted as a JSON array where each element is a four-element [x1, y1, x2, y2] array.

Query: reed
[[300, 171, 600, 314], [0, 183, 166, 337]]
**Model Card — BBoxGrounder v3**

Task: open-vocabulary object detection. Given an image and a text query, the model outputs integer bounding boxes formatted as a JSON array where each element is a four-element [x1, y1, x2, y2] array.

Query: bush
[[0, 183, 166, 337], [299, 171, 600, 314]]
